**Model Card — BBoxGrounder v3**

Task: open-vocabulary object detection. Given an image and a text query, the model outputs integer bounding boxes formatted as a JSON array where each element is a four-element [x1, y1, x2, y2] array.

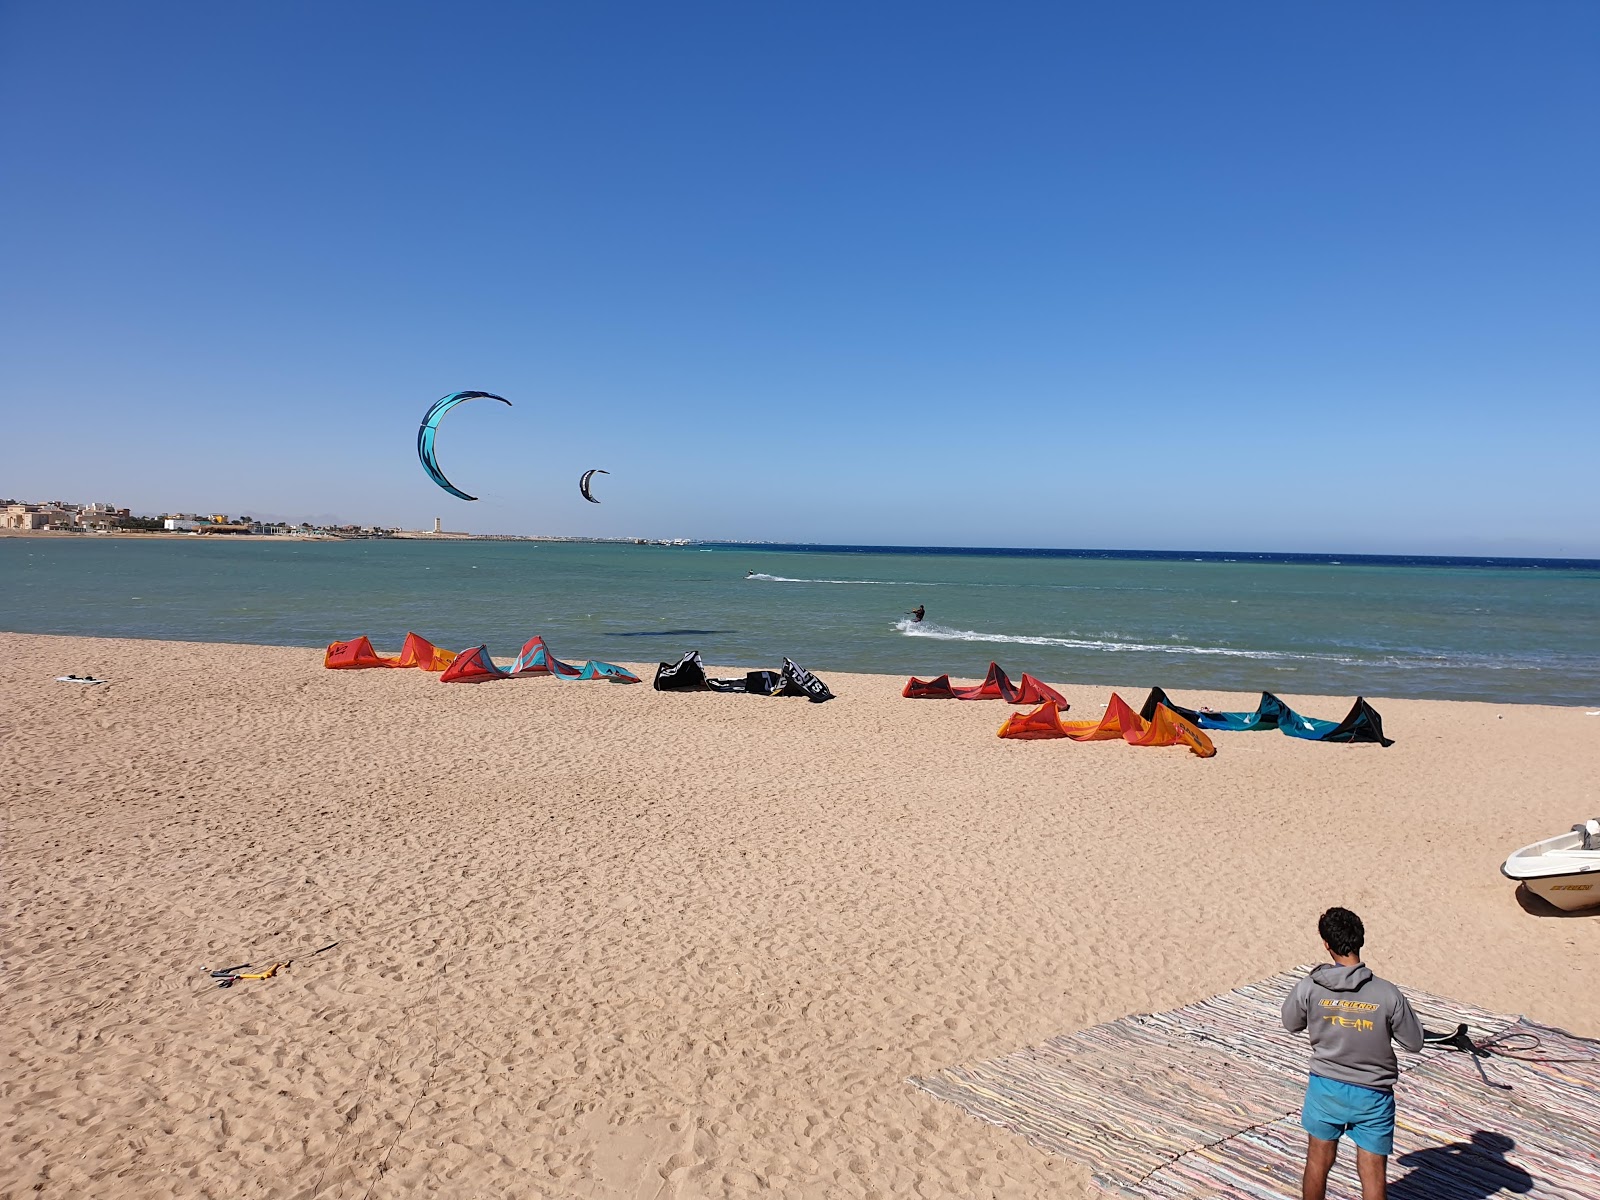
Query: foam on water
[[891, 619, 1564, 672], [894, 618, 1310, 660], [748, 572, 906, 585]]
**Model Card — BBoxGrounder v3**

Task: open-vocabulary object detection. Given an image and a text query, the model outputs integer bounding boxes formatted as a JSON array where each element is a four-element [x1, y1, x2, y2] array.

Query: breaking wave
[[747, 573, 906, 585], [890, 619, 1554, 671], [892, 619, 1298, 659]]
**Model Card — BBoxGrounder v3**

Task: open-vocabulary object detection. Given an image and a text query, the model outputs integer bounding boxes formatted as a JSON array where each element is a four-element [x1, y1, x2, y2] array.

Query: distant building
[[2, 505, 47, 530], [2, 503, 72, 530], [164, 519, 203, 532], [77, 502, 131, 531]]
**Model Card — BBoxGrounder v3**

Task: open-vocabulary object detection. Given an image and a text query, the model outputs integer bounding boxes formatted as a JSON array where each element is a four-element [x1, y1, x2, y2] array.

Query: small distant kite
[[579, 468, 609, 504], [417, 391, 510, 501]]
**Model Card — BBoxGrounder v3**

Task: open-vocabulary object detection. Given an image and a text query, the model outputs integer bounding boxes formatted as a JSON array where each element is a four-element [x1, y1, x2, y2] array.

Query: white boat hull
[[1515, 873, 1600, 912], [1503, 820, 1600, 912]]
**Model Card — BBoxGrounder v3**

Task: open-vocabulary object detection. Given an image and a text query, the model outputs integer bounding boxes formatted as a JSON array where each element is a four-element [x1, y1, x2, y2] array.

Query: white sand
[[2, 632, 1596, 1198]]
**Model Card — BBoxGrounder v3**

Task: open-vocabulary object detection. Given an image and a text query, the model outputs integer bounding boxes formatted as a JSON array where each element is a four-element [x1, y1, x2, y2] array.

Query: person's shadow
[[1389, 1130, 1534, 1199]]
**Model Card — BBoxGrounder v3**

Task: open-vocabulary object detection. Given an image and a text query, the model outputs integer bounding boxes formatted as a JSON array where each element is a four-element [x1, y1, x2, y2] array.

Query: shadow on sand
[[1514, 884, 1600, 919], [1390, 1131, 1533, 1199]]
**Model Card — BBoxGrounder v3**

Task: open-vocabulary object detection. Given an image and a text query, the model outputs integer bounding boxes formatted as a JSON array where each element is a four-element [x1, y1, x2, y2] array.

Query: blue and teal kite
[[1137, 687, 1394, 745], [416, 391, 510, 501]]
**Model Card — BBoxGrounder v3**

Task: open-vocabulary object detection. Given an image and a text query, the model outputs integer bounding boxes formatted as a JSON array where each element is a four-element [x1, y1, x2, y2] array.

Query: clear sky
[[2, 3, 1596, 555]]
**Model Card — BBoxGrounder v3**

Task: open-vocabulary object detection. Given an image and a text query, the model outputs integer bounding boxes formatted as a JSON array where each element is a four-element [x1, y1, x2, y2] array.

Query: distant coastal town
[[0, 499, 693, 544]]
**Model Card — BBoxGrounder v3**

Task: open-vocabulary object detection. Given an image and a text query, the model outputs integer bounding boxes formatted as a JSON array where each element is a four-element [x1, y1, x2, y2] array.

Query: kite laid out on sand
[[324, 633, 457, 671], [326, 632, 636, 683], [440, 636, 640, 684], [998, 693, 1216, 758], [1137, 686, 1393, 746], [653, 651, 835, 702], [579, 468, 609, 503], [417, 390, 511, 501], [903, 662, 1064, 705]]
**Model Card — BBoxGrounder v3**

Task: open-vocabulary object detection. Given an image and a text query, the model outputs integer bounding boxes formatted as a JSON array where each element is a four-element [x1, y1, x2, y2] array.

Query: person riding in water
[[909, 605, 925, 623], [1282, 907, 1424, 1200]]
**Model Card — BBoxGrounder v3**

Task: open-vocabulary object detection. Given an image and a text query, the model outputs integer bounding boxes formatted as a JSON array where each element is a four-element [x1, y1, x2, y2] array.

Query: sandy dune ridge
[[2, 632, 1595, 1199]]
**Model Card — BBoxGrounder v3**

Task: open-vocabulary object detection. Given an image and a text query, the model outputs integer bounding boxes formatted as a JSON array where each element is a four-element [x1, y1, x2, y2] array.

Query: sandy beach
[[2, 631, 1595, 1199]]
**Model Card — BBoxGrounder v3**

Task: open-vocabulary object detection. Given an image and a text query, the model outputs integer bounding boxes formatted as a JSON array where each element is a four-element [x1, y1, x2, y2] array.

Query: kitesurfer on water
[[910, 605, 925, 623]]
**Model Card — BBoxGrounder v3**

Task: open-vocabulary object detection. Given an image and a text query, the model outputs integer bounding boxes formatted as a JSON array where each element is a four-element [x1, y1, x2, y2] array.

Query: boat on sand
[[1502, 819, 1600, 911]]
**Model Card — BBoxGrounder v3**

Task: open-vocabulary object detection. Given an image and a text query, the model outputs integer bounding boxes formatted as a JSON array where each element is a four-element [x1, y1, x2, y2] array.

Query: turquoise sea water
[[3, 539, 1598, 705]]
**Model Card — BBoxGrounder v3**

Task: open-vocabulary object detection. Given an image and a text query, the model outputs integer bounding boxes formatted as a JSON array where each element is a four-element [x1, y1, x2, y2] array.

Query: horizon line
[[706, 541, 1600, 567]]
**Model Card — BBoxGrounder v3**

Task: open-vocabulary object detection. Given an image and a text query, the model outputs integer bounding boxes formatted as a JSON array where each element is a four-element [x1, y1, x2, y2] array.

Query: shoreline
[[0, 529, 652, 543], [4, 627, 1594, 711], [4, 631, 1596, 1197]]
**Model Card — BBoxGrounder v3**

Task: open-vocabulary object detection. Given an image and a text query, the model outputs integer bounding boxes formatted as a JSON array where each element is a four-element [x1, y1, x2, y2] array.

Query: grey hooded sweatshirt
[[1281, 963, 1425, 1092]]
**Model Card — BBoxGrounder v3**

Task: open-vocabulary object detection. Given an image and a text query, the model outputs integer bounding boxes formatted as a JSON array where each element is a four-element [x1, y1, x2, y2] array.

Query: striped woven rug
[[910, 968, 1600, 1198]]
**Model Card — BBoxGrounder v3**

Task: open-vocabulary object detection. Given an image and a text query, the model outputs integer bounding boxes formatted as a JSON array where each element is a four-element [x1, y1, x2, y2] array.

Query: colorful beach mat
[[910, 968, 1600, 1198]]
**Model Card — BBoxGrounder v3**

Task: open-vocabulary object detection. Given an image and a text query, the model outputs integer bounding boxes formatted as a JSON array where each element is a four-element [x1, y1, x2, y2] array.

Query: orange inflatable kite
[[997, 693, 1215, 758], [324, 633, 456, 671], [324, 635, 396, 669], [396, 633, 457, 671]]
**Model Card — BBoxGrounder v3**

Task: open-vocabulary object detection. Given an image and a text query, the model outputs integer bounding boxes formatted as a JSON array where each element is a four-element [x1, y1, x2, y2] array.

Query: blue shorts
[[1300, 1074, 1396, 1156]]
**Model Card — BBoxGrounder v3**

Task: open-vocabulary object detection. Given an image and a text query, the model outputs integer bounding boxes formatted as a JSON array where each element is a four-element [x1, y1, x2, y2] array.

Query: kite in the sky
[[579, 468, 609, 504], [416, 391, 510, 501]]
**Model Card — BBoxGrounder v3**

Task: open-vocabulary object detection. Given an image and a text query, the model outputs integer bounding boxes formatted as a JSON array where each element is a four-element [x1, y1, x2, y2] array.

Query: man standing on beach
[[1282, 907, 1424, 1200]]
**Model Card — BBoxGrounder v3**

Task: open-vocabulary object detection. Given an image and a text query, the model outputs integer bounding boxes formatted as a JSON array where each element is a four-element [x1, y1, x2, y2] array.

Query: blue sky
[[2, 2, 1596, 555]]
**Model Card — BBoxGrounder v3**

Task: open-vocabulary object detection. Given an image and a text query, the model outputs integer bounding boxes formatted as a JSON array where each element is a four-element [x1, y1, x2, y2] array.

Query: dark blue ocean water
[[718, 543, 1600, 571], [3, 538, 1598, 705]]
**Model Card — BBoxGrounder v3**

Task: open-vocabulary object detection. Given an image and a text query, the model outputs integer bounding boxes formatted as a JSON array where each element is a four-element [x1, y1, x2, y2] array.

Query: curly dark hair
[[1318, 907, 1365, 957]]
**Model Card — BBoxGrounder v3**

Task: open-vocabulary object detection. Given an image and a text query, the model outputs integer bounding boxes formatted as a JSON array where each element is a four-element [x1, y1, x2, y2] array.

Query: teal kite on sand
[[1138, 687, 1394, 746], [508, 636, 638, 681]]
